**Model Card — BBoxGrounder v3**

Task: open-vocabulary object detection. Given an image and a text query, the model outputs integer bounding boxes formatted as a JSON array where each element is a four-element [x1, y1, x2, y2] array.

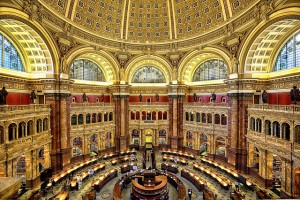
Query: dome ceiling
[[40, 0, 257, 44]]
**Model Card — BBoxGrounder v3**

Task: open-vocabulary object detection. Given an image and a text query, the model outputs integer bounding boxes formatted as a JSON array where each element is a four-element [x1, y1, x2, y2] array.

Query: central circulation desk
[[113, 170, 186, 200]]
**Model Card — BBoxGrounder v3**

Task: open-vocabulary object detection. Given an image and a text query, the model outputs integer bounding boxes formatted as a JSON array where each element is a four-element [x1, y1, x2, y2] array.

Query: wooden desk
[[53, 191, 69, 200], [113, 170, 186, 200], [193, 163, 229, 189], [84, 189, 96, 200], [230, 191, 245, 200], [256, 190, 272, 199], [92, 169, 118, 192], [161, 162, 178, 174], [181, 169, 206, 192], [162, 150, 195, 160]]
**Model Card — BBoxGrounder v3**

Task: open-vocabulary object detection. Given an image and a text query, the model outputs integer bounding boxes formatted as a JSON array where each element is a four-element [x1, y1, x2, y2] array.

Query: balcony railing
[[0, 104, 50, 113], [70, 102, 114, 107], [250, 104, 300, 113], [184, 102, 228, 107], [129, 102, 169, 106]]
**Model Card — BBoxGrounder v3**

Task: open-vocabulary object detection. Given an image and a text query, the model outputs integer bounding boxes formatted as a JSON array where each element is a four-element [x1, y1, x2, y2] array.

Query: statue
[[155, 93, 159, 102], [211, 92, 216, 102], [290, 86, 300, 104], [120, 67, 125, 81], [230, 54, 239, 73], [0, 87, 8, 105], [262, 90, 268, 104], [139, 94, 142, 102], [101, 93, 105, 102], [83, 92, 87, 102], [193, 93, 197, 102], [30, 90, 37, 103]]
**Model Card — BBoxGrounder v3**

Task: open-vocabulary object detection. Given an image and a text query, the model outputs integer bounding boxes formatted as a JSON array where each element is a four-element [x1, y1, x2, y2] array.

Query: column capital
[[168, 84, 188, 97]]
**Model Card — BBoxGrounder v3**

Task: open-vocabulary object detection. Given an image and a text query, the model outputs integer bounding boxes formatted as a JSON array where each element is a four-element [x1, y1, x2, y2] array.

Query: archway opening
[[72, 137, 83, 157], [90, 134, 98, 156]]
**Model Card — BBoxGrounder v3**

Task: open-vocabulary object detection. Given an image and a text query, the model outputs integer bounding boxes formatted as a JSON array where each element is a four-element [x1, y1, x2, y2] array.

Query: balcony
[[0, 104, 50, 113], [249, 104, 300, 114]]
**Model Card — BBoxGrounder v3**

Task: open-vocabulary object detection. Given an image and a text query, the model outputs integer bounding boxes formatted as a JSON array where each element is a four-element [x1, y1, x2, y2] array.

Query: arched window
[[72, 97, 76, 103], [78, 114, 83, 125], [27, 120, 33, 136], [256, 119, 262, 133], [163, 111, 167, 120], [265, 120, 271, 135], [98, 113, 102, 122], [0, 126, 4, 144], [214, 114, 220, 124], [196, 112, 200, 122], [221, 114, 227, 125], [132, 66, 166, 83], [92, 113, 97, 123], [282, 123, 290, 140], [190, 112, 194, 121], [201, 113, 206, 123], [18, 122, 26, 138], [70, 59, 106, 81], [273, 121, 280, 137], [274, 31, 300, 71], [192, 59, 228, 81], [0, 33, 24, 71], [36, 119, 42, 133], [207, 113, 212, 123], [250, 118, 255, 131], [43, 118, 48, 131], [86, 114, 91, 123], [109, 112, 113, 121], [8, 123, 17, 141], [295, 125, 300, 144], [185, 112, 189, 121]]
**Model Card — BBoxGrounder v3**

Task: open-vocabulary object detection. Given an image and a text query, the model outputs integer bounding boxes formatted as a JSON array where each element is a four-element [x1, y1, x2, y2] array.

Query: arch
[[272, 121, 280, 138], [8, 123, 17, 141], [214, 114, 220, 124], [196, 112, 201, 122], [221, 114, 227, 125], [240, 8, 300, 74], [201, 113, 206, 123], [250, 117, 255, 131], [131, 129, 139, 145], [158, 129, 166, 145], [295, 125, 300, 143], [86, 114, 91, 124], [125, 55, 172, 84], [65, 47, 119, 82], [92, 113, 97, 123], [97, 113, 102, 122], [104, 112, 108, 122], [109, 112, 113, 121], [38, 147, 45, 172], [256, 118, 262, 133], [72, 137, 83, 157], [16, 155, 26, 183], [185, 112, 189, 121], [136, 111, 140, 120], [281, 123, 290, 140], [163, 111, 167, 120], [158, 111, 162, 120], [18, 122, 26, 138], [90, 134, 98, 154], [265, 120, 271, 135], [253, 146, 260, 171], [178, 48, 231, 83], [78, 114, 84, 125], [36, 119, 42, 133], [273, 30, 300, 72], [71, 114, 77, 125], [43, 118, 48, 131], [191, 59, 228, 82], [207, 113, 212, 123], [70, 58, 107, 81], [27, 120, 33, 136], [215, 136, 226, 157], [0, 7, 59, 75], [266, 154, 282, 187], [0, 126, 4, 144]]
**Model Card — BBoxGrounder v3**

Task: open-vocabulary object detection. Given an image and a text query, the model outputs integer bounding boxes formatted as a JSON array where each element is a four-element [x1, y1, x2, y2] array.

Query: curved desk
[[113, 170, 186, 200]]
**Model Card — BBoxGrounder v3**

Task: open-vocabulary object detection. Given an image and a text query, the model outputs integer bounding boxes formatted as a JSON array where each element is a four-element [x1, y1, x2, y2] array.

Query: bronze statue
[[101, 93, 105, 102], [193, 93, 197, 102], [262, 90, 268, 104], [211, 92, 216, 102], [83, 92, 87, 102], [155, 93, 159, 102], [290, 86, 300, 104], [30, 90, 36, 103], [0, 87, 8, 105], [139, 94, 142, 102]]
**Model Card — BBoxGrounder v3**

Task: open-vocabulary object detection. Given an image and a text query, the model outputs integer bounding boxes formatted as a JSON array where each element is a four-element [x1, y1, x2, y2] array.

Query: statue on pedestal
[[290, 86, 300, 104], [139, 94, 142, 102], [262, 90, 268, 104], [30, 90, 37, 103], [193, 93, 197, 102], [211, 92, 216, 102], [0, 87, 8, 105], [83, 93, 87, 102], [155, 93, 159, 102]]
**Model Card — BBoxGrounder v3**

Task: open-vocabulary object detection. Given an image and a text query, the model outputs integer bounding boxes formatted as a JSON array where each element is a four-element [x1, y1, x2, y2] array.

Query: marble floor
[[19, 150, 281, 200]]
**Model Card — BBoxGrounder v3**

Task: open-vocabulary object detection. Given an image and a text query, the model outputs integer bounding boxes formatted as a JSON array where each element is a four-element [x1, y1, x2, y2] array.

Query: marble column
[[227, 92, 253, 172], [45, 93, 71, 173]]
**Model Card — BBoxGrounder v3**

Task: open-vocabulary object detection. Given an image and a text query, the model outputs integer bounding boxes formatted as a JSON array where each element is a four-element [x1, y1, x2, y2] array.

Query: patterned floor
[[19, 150, 280, 200]]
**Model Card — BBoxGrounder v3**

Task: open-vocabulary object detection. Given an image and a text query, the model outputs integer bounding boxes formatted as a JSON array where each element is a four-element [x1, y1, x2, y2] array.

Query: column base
[[119, 136, 128, 152], [227, 147, 247, 173], [26, 175, 40, 189], [169, 136, 178, 150], [51, 148, 71, 173]]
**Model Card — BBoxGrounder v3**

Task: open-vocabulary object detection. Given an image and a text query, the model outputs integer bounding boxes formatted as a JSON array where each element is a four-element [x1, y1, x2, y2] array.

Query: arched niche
[[90, 134, 98, 155], [72, 137, 83, 157]]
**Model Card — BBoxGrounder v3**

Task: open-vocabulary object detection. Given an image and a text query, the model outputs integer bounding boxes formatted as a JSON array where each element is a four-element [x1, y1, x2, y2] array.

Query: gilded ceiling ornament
[[23, 0, 44, 21]]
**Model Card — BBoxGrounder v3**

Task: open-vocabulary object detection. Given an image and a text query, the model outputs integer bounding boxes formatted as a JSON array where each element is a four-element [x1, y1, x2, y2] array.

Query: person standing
[[188, 188, 192, 200]]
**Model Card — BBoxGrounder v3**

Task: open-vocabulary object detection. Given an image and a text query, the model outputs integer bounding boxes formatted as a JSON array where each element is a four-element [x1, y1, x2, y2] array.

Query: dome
[[40, 0, 257, 45]]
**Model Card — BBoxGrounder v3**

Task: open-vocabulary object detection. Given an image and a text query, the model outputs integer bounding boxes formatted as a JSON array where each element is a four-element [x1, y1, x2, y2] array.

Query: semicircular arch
[[178, 47, 231, 84], [125, 55, 172, 84], [240, 7, 300, 74], [0, 7, 60, 76]]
